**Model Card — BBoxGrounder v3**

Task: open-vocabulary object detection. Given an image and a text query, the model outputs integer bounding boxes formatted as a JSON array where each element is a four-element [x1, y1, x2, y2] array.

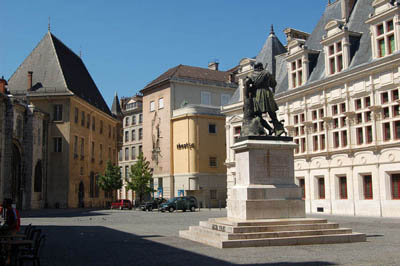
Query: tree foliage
[[126, 153, 154, 204], [97, 160, 123, 199]]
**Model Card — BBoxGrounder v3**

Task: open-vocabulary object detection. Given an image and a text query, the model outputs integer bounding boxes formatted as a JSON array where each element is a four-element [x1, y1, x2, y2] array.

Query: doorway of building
[[78, 181, 85, 208], [11, 143, 22, 209]]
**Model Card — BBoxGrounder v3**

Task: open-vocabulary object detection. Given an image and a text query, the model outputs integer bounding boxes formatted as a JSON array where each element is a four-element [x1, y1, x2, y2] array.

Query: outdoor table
[[0, 239, 34, 265]]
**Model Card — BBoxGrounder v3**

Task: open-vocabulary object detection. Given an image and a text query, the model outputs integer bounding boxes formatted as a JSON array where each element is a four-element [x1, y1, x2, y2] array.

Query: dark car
[[140, 198, 167, 211], [159, 196, 198, 212], [111, 199, 132, 210]]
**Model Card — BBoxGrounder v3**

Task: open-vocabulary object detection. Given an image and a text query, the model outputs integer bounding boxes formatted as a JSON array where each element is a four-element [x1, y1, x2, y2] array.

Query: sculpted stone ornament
[[241, 63, 286, 137]]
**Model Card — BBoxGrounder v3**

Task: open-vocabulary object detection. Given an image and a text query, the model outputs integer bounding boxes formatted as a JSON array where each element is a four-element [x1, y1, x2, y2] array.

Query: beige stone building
[[141, 63, 236, 207], [117, 94, 143, 203], [7, 31, 121, 208], [223, 0, 400, 217]]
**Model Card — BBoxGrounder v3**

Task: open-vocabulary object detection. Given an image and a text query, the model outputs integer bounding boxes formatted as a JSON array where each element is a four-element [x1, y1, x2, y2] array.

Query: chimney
[[208, 61, 219, 71], [341, 0, 356, 22], [0, 76, 7, 94], [27, 71, 33, 91]]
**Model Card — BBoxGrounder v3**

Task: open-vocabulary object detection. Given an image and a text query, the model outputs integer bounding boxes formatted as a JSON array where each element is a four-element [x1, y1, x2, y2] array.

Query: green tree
[[126, 153, 154, 204], [97, 160, 123, 200]]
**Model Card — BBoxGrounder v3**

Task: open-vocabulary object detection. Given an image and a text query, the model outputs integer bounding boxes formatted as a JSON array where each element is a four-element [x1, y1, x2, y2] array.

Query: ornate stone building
[[223, 0, 400, 217], [140, 63, 236, 207], [7, 31, 122, 208]]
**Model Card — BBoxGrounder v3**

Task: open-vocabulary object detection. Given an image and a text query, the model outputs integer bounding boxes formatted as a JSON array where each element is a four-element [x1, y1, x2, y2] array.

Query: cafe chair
[[18, 235, 45, 266]]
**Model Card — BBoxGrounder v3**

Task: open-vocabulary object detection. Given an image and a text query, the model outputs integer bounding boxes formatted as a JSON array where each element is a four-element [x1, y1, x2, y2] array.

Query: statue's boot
[[260, 116, 273, 135], [271, 119, 285, 136]]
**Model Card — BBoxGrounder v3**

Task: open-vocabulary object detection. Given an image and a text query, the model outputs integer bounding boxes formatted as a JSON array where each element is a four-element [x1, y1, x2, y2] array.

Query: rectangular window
[[392, 89, 399, 101], [294, 115, 299, 124], [318, 177, 325, 199], [382, 92, 389, 104], [139, 114, 143, 123], [300, 113, 305, 123], [99, 144, 103, 162], [74, 136, 78, 157], [356, 127, 364, 145], [383, 122, 391, 141], [393, 105, 400, 117], [125, 117, 129, 126], [209, 124, 216, 134], [201, 91, 211, 105], [53, 105, 63, 121], [131, 129, 136, 141], [312, 110, 317, 120], [333, 132, 339, 148], [383, 107, 390, 118], [87, 114, 90, 128], [138, 145, 142, 155], [339, 176, 347, 199], [74, 107, 79, 123], [81, 111, 85, 126], [159, 98, 164, 109], [340, 117, 346, 127], [320, 121, 325, 131], [210, 190, 217, 200], [53, 137, 62, 152], [319, 108, 324, 118], [332, 105, 338, 115], [395, 121, 400, 139], [125, 131, 129, 143], [108, 125, 111, 138], [132, 115, 136, 125], [150, 101, 155, 112], [333, 118, 339, 129], [100, 120, 103, 134], [355, 99, 362, 110], [301, 138, 306, 153], [125, 166, 129, 179], [92, 116, 95, 131], [313, 123, 318, 133], [125, 147, 129, 161], [313, 135, 318, 151], [378, 38, 386, 57], [388, 34, 395, 55], [365, 111, 372, 122], [119, 150, 123, 161], [295, 139, 299, 154], [363, 175, 373, 199], [209, 156, 217, 167], [320, 134, 326, 150], [341, 130, 347, 147], [80, 138, 84, 158], [299, 178, 305, 199], [392, 174, 400, 199], [340, 103, 346, 113], [365, 97, 371, 107], [91, 141, 95, 160], [366, 126, 373, 143], [131, 146, 136, 160], [356, 113, 362, 124], [221, 94, 230, 106], [138, 128, 143, 140]]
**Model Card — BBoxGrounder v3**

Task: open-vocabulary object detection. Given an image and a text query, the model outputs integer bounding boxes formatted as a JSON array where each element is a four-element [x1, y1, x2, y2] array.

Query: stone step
[[220, 233, 366, 248], [202, 221, 340, 234], [227, 228, 353, 240], [209, 217, 328, 227], [179, 230, 223, 248]]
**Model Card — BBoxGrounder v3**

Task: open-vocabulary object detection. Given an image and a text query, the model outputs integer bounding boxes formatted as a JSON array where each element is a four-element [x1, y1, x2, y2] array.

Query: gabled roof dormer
[[366, 0, 400, 59], [321, 19, 362, 76], [285, 36, 319, 89]]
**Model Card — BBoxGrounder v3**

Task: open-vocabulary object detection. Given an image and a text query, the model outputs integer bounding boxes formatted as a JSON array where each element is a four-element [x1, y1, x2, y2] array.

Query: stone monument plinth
[[180, 136, 365, 248], [228, 136, 304, 220]]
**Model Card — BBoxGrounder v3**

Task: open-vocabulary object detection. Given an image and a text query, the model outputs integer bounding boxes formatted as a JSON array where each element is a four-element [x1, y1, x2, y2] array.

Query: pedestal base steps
[[179, 217, 366, 248]]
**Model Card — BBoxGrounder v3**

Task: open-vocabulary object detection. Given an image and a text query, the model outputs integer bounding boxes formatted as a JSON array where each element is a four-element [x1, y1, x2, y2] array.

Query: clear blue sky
[[1, 0, 327, 107]]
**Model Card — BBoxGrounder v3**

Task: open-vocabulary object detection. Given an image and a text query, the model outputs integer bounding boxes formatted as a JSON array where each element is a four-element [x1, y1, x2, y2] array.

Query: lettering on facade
[[177, 143, 195, 150]]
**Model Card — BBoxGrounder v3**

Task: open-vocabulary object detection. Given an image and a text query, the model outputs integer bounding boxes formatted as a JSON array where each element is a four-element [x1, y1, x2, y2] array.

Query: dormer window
[[291, 59, 303, 88], [366, 0, 399, 59], [328, 41, 343, 74], [376, 19, 395, 57]]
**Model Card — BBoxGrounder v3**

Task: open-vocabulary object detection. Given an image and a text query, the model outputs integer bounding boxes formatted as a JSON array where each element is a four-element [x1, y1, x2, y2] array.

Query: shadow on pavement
[[31, 225, 337, 266], [20, 208, 110, 218]]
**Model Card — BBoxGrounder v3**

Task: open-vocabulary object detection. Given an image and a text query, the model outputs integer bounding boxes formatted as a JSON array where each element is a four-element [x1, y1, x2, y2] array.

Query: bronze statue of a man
[[242, 63, 285, 137]]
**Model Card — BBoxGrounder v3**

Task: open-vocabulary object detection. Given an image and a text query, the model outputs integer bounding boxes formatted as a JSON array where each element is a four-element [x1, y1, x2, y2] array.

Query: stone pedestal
[[180, 136, 365, 248], [228, 137, 305, 220]]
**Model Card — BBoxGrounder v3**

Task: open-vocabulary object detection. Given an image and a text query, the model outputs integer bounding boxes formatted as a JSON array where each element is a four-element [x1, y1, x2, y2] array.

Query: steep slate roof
[[7, 32, 112, 115], [255, 26, 287, 77], [141, 64, 234, 92]]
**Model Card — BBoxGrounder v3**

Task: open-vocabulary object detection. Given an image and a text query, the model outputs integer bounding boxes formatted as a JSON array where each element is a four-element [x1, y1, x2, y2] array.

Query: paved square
[[21, 208, 400, 266]]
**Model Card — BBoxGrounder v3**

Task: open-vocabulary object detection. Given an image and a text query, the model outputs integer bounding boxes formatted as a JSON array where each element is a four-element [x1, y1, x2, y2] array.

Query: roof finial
[[48, 17, 51, 32], [270, 24, 275, 35]]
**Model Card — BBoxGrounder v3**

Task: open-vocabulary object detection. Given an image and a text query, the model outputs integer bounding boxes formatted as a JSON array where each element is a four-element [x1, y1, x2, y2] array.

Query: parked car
[[111, 199, 132, 210], [159, 196, 198, 212], [140, 198, 167, 211]]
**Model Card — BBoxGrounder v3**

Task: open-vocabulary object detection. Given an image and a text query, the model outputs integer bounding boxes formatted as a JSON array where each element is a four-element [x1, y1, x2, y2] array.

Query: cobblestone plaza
[[21, 208, 400, 266]]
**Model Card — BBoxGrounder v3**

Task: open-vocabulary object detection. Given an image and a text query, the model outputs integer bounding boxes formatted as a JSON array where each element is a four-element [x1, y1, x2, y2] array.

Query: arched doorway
[[78, 181, 84, 208], [11, 143, 22, 209]]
